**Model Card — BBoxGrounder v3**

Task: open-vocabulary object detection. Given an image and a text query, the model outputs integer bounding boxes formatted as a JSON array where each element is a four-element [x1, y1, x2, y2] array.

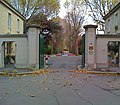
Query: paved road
[[0, 56, 120, 105], [48, 56, 81, 71]]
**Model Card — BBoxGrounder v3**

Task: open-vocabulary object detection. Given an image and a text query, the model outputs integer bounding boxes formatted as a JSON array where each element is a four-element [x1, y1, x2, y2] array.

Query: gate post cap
[[84, 25, 98, 29], [26, 24, 42, 29]]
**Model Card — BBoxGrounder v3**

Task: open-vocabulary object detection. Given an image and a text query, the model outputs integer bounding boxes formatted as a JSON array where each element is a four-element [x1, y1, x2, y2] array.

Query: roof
[[0, 0, 25, 20], [26, 24, 42, 29], [103, 2, 120, 20], [84, 25, 98, 29]]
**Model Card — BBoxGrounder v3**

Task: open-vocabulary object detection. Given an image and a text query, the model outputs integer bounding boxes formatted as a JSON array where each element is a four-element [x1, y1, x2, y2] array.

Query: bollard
[[44, 55, 49, 64]]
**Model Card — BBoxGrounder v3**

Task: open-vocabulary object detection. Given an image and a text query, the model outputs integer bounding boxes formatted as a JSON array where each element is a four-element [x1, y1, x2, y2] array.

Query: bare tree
[[9, 0, 60, 19], [64, 0, 84, 54], [84, 0, 119, 31]]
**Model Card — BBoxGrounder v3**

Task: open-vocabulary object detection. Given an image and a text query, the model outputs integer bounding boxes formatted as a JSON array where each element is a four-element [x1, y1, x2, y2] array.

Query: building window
[[8, 13, 11, 32], [114, 13, 118, 31], [107, 19, 110, 33], [17, 19, 20, 33]]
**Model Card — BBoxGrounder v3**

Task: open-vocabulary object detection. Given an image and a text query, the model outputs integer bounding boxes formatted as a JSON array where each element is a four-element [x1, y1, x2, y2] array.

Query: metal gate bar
[[39, 34, 44, 69]]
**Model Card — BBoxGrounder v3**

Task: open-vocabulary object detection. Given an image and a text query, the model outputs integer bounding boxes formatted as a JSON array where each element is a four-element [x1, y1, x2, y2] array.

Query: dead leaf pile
[[63, 81, 72, 87], [70, 74, 80, 78], [68, 69, 120, 76], [0, 69, 50, 77], [33, 70, 49, 75], [69, 69, 91, 74]]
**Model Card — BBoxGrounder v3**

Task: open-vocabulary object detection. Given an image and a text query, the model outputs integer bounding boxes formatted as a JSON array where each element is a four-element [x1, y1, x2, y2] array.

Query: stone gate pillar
[[84, 25, 98, 68], [119, 43, 120, 67], [27, 24, 41, 69]]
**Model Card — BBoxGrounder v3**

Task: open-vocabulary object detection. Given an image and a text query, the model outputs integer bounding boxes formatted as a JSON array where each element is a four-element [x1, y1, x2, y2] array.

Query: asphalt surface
[[0, 56, 120, 105]]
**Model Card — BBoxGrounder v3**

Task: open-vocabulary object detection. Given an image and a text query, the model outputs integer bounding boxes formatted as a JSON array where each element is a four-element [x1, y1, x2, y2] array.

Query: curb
[[0, 65, 49, 77], [0, 70, 48, 76], [77, 65, 120, 76]]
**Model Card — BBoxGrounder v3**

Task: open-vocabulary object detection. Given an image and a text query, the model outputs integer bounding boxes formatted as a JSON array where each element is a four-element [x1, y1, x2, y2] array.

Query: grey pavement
[[0, 56, 120, 105], [109, 67, 120, 72]]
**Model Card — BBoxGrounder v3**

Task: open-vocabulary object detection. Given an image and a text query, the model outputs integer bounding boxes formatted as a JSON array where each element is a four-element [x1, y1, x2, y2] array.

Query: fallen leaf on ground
[[49, 80, 52, 83], [75, 89, 79, 91], [22, 75, 27, 77], [30, 95, 36, 97], [70, 74, 80, 78], [87, 76, 92, 78], [63, 81, 73, 86], [45, 88, 49, 90], [4, 91, 9, 95], [9, 88, 13, 90], [107, 81, 112, 83], [109, 84, 116, 88], [80, 82, 83, 84], [16, 91, 20, 93], [56, 82, 60, 85]]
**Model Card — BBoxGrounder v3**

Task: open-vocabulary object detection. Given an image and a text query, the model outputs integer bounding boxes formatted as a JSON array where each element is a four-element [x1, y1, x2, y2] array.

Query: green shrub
[[44, 45, 53, 55]]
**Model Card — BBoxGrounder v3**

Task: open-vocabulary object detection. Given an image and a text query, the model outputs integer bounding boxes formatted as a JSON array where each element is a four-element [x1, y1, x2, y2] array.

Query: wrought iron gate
[[82, 34, 85, 68], [39, 34, 44, 69]]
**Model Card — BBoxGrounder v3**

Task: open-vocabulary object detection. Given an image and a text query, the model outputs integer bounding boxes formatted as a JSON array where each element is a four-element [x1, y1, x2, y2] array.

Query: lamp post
[[39, 28, 51, 69]]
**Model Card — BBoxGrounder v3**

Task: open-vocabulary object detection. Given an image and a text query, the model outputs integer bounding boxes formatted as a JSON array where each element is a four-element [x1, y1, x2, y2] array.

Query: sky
[[59, 0, 67, 18], [59, 0, 95, 25]]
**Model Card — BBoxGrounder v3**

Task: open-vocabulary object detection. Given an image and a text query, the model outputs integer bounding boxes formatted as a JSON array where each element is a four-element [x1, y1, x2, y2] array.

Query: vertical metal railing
[[39, 34, 44, 69], [82, 34, 85, 68]]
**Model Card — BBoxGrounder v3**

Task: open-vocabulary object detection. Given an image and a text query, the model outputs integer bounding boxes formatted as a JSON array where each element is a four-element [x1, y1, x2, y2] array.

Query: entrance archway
[[3, 41, 16, 68], [108, 41, 119, 67]]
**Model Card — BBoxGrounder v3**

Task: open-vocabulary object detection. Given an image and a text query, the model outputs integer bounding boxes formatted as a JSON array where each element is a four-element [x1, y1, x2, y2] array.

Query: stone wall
[[84, 24, 120, 68], [96, 34, 120, 68], [0, 25, 41, 69], [0, 35, 28, 68]]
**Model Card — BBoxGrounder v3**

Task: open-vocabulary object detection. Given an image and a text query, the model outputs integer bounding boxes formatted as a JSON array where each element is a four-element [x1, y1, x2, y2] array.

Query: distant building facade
[[104, 2, 120, 34], [0, 0, 25, 67], [0, 0, 24, 34]]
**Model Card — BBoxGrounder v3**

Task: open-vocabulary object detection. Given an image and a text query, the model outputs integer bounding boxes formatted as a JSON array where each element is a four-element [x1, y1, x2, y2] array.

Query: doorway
[[108, 41, 119, 67], [3, 41, 16, 68]]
